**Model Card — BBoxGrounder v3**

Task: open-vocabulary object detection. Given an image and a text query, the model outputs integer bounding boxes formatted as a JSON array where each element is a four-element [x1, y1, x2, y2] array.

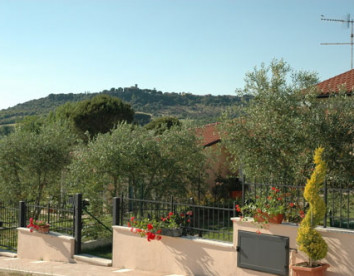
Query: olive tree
[[0, 121, 76, 206], [68, 123, 209, 213], [222, 59, 353, 185]]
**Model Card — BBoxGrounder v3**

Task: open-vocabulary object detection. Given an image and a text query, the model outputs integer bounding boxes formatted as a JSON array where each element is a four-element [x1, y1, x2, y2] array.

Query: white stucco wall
[[17, 228, 75, 263]]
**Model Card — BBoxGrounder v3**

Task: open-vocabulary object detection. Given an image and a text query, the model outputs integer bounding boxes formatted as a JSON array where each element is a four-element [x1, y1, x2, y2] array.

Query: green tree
[[68, 124, 208, 214], [72, 94, 134, 138], [144, 116, 181, 135], [0, 121, 76, 206], [222, 59, 353, 185]]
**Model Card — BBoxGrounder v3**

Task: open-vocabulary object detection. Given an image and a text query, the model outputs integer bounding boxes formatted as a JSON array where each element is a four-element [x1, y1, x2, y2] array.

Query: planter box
[[17, 228, 75, 263], [161, 228, 183, 237]]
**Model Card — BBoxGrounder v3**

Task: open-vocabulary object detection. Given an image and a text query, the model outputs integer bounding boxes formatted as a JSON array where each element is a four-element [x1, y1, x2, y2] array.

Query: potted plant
[[27, 218, 50, 234], [128, 216, 163, 242], [290, 147, 330, 276], [128, 210, 193, 242], [239, 185, 305, 229]]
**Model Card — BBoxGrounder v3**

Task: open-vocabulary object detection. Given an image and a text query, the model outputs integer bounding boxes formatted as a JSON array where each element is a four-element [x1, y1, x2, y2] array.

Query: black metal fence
[[0, 196, 80, 252], [114, 196, 236, 242], [241, 179, 354, 229], [25, 203, 75, 236], [0, 204, 18, 251]]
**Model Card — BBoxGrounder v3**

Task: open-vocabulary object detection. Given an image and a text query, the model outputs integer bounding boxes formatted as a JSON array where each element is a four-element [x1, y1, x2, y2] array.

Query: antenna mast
[[321, 14, 354, 69]]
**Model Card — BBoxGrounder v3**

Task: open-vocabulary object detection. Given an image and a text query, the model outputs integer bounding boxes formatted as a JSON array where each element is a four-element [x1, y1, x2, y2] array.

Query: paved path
[[0, 255, 184, 276]]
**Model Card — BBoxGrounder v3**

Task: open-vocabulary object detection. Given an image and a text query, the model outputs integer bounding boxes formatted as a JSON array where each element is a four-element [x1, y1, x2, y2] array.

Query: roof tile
[[317, 69, 354, 95]]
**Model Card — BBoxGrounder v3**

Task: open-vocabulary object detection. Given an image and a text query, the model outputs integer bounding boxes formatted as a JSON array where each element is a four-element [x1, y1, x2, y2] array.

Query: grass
[[82, 244, 112, 259]]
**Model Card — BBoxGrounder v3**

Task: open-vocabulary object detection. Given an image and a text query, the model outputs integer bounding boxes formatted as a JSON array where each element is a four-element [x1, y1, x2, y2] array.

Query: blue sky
[[0, 0, 353, 110]]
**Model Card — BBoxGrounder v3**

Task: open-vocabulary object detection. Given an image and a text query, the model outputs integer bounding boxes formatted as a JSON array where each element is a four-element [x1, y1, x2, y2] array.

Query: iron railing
[[117, 196, 236, 242], [0, 204, 18, 251], [25, 203, 75, 236], [241, 179, 354, 229]]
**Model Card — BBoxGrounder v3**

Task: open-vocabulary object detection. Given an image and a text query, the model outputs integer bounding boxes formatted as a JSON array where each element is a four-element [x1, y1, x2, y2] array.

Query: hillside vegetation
[[0, 86, 247, 126]]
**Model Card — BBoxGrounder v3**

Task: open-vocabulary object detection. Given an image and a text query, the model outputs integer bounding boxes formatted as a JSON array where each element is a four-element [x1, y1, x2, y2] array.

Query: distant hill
[[0, 86, 248, 126]]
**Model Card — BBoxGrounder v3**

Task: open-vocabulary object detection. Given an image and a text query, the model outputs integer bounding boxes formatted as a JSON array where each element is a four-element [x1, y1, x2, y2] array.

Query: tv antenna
[[321, 14, 354, 69]]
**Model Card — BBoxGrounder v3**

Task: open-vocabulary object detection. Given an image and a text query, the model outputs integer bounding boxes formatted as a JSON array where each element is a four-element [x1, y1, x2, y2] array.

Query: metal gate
[[0, 205, 19, 251]]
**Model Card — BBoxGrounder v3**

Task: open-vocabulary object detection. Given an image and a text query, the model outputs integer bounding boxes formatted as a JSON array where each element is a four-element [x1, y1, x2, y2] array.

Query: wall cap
[[231, 217, 354, 235], [17, 227, 75, 240], [112, 225, 233, 248]]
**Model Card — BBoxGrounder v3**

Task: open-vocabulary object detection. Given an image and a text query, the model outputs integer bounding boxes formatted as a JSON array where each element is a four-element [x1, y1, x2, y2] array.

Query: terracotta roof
[[317, 69, 354, 96], [195, 122, 221, 147]]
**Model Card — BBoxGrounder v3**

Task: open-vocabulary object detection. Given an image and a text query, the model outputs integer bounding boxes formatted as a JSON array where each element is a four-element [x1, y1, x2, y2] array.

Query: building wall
[[204, 143, 233, 189]]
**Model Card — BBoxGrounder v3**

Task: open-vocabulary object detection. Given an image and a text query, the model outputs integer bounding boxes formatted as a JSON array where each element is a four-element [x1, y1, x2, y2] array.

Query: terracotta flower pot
[[230, 190, 242, 199], [254, 212, 284, 224], [290, 263, 329, 276], [37, 225, 50, 234]]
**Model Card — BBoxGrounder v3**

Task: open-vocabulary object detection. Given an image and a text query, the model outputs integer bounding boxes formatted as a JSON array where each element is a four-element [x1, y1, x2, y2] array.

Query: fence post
[[19, 201, 26, 228], [171, 196, 174, 213], [241, 175, 246, 206], [323, 179, 328, 228], [74, 193, 82, 255], [47, 203, 51, 225], [113, 197, 121, 226]]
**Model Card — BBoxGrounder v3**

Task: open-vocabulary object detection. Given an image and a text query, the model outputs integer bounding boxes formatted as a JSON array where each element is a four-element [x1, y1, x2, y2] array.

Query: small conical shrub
[[296, 147, 328, 267]]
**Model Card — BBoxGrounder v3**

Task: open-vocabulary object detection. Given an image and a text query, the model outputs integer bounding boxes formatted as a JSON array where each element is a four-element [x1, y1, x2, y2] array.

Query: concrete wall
[[17, 228, 75, 263], [112, 226, 237, 276], [112, 220, 354, 276], [232, 218, 354, 276]]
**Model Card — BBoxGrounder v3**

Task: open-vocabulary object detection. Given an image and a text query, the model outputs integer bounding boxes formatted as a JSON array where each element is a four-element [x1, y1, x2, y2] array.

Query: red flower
[[235, 204, 241, 212], [147, 223, 153, 230], [130, 217, 135, 222], [299, 210, 305, 218], [169, 212, 174, 216], [186, 211, 193, 216], [271, 187, 276, 191], [146, 232, 156, 242], [187, 219, 191, 223], [277, 197, 282, 201], [127, 222, 131, 227], [289, 202, 295, 207], [156, 229, 162, 234]]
